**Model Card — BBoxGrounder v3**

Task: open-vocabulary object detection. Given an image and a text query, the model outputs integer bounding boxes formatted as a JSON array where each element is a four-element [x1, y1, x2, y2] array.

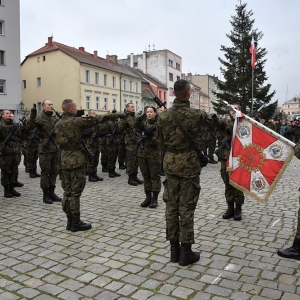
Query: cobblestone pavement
[[1, 157, 300, 300]]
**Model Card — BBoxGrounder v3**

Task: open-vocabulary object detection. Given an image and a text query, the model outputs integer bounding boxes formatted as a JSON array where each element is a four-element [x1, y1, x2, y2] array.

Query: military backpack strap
[[169, 108, 206, 164]]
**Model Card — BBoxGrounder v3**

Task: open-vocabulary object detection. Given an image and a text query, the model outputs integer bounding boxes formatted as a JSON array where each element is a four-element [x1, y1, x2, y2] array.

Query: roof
[[21, 37, 140, 79], [134, 69, 168, 89], [283, 97, 300, 104]]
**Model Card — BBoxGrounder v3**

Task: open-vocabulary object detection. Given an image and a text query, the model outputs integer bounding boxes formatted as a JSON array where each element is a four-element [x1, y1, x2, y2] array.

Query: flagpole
[[251, 67, 253, 115]]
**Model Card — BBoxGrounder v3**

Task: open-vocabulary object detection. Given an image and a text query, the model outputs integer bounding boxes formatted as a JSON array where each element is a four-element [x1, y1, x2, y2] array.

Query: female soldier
[[135, 106, 161, 208]]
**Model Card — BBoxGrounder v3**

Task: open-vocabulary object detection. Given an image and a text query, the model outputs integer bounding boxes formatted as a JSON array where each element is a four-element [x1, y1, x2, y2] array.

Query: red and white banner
[[249, 37, 256, 69], [228, 114, 295, 202]]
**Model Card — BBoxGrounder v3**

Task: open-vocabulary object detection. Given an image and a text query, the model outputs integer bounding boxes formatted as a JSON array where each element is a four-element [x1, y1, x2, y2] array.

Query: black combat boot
[[179, 243, 200, 266], [49, 186, 62, 202], [234, 203, 242, 221], [102, 165, 109, 172], [9, 183, 21, 197], [170, 240, 180, 263], [109, 170, 115, 178], [113, 169, 121, 177], [66, 216, 72, 231], [133, 173, 143, 184], [88, 174, 98, 182], [70, 220, 92, 232], [4, 185, 13, 198], [29, 170, 36, 178], [222, 202, 235, 219], [93, 173, 103, 181], [128, 174, 138, 186], [149, 191, 158, 208], [119, 162, 126, 170], [277, 237, 300, 259], [14, 179, 24, 187], [141, 190, 152, 207], [33, 169, 41, 177], [43, 188, 53, 204]]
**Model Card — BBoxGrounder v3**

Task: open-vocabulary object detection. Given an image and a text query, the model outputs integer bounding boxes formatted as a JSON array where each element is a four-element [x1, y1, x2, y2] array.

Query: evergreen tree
[[213, 2, 276, 119]]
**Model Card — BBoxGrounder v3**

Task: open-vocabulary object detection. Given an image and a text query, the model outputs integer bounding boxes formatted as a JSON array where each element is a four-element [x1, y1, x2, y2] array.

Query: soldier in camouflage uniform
[[25, 128, 41, 178], [54, 99, 123, 232], [216, 104, 244, 221], [0, 110, 24, 198], [277, 144, 300, 259], [157, 79, 220, 266], [135, 106, 161, 208], [84, 110, 103, 182], [117, 126, 126, 170], [28, 100, 62, 204], [118, 103, 143, 186], [206, 127, 218, 164]]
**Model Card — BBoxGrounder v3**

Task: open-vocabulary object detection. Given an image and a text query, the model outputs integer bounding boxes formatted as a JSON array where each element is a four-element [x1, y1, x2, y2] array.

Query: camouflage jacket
[[118, 111, 136, 148], [157, 98, 219, 176], [55, 112, 119, 169], [134, 115, 160, 158], [27, 110, 59, 154], [215, 118, 234, 161], [0, 119, 22, 155]]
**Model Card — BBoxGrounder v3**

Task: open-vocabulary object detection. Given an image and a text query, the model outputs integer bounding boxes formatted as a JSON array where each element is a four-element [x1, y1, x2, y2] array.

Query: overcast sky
[[20, 0, 300, 106]]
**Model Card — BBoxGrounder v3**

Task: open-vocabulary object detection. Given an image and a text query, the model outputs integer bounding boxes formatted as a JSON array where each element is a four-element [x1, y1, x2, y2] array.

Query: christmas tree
[[213, 2, 276, 120]]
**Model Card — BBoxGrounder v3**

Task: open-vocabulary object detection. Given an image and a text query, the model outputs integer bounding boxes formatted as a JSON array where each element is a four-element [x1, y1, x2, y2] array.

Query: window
[[169, 59, 173, 67], [123, 80, 126, 91], [135, 83, 138, 93], [113, 99, 116, 110], [37, 102, 42, 112], [136, 101, 138, 111], [104, 98, 108, 110], [43, 56, 46, 61], [96, 96, 99, 110], [176, 63, 181, 70], [37, 77, 41, 87], [104, 74, 107, 87], [0, 21, 3, 35], [0, 79, 5, 93], [163, 92, 166, 100], [37, 57, 40, 63], [0, 50, 4, 65], [22, 80, 26, 89], [159, 91, 161, 99], [95, 72, 99, 85], [86, 96, 90, 109], [169, 87, 173, 96], [129, 81, 132, 92], [134, 62, 138, 68], [169, 73, 173, 81], [124, 99, 127, 108], [112, 77, 116, 88], [85, 70, 90, 83], [177, 76, 180, 81], [0, 0, 3, 6]]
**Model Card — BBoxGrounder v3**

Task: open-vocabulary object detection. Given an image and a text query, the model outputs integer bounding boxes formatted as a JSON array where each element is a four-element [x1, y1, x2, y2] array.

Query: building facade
[[0, 0, 21, 116], [118, 50, 182, 107], [21, 37, 142, 114], [281, 97, 300, 117]]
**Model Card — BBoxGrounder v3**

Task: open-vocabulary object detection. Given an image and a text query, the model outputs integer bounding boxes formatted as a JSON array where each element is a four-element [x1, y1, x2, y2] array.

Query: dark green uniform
[[157, 98, 218, 244], [55, 112, 120, 223]]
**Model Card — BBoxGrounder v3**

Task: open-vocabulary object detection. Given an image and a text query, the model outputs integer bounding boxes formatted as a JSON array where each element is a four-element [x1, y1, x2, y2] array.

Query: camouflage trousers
[[61, 165, 86, 221], [0, 154, 19, 186], [27, 147, 38, 170], [87, 147, 100, 174], [138, 157, 161, 192], [107, 145, 118, 170], [100, 145, 108, 167], [118, 143, 126, 164], [39, 152, 59, 189], [163, 173, 200, 244], [220, 160, 244, 204], [126, 147, 138, 175]]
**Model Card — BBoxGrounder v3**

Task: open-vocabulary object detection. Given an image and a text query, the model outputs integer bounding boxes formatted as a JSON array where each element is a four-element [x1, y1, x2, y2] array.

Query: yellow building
[[21, 37, 142, 114]]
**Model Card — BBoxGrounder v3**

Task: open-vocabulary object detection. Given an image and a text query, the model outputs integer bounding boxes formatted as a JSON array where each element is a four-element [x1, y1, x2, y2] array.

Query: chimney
[[94, 50, 98, 57], [48, 36, 53, 47], [110, 55, 118, 63], [79, 47, 85, 51], [106, 54, 110, 62], [130, 53, 134, 68], [143, 51, 147, 74]]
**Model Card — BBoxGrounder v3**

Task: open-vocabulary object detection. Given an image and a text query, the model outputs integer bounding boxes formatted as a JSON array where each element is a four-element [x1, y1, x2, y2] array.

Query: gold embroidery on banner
[[238, 144, 266, 173], [236, 125, 251, 139], [269, 143, 283, 159], [251, 177, 266, 191]]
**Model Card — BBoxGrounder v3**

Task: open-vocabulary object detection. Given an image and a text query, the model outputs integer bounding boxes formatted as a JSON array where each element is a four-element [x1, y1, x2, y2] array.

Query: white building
[[118, 50, 182, 107], [0, 0, 21, 116]]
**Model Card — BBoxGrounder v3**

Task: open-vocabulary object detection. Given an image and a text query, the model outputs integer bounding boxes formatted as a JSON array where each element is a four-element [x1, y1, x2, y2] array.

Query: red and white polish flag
[[227, 114, 295, 202], [249, 37, 256, 69]]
